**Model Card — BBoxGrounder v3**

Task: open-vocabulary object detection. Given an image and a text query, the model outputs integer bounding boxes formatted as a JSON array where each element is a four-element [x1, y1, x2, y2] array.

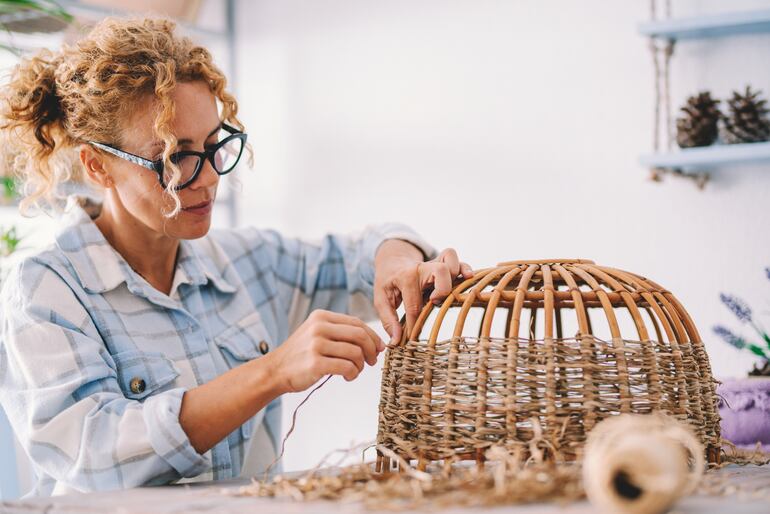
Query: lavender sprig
[[713, 325, 769, 359], [715, 268, 770, 366], [720, 292, 769, 347], [713, 325, 745, 349], [720, 293, 752, 323]]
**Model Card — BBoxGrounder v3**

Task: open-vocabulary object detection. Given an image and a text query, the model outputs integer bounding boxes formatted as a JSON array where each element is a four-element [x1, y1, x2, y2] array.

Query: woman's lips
[[183, 200, 212, 216]]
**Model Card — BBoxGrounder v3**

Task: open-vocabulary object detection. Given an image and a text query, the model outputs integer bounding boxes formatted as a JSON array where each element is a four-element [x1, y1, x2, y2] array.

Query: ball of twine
[[583, 413, 705, 514]]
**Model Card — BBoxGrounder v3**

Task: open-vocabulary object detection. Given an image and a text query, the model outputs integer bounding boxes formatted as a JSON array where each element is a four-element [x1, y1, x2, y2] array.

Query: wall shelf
[[638, 7, 770, 187], [638, 9, 770, 40], [640, 141, 770, 170]]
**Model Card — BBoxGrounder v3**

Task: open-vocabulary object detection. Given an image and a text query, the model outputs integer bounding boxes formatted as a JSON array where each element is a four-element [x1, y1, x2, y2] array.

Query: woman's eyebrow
[[176, 123, 222, 145]]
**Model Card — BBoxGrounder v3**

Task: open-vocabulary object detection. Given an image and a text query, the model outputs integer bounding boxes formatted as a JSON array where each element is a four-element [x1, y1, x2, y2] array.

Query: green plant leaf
[[0, 0, 72, 22], [0, 225, 22, 257], [1, 176, 17, 199], [0, 41, 20, 55], [748, 343, 770, 359], [747, 322, 770, 350], [0, 0, 72, 55]]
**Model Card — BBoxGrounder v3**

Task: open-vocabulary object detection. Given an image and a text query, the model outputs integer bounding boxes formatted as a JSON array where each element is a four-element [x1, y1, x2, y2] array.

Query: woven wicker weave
[[376, 259, 721, 472]]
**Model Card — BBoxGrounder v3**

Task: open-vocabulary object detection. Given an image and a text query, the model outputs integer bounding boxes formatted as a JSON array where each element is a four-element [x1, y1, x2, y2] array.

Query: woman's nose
[[190, 158, 219, 190]]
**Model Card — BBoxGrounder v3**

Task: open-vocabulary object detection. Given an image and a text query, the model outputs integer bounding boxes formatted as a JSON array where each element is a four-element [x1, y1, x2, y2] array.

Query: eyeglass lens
[[161, 130, 244, 187]]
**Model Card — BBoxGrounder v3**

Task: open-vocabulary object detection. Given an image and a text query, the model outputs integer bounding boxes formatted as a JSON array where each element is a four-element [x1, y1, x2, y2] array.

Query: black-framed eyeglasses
[[89, 123, 247, 191]]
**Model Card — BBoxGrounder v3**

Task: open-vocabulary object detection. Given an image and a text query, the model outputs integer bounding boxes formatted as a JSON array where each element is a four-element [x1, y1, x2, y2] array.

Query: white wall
[[232, 0, 770, 471]]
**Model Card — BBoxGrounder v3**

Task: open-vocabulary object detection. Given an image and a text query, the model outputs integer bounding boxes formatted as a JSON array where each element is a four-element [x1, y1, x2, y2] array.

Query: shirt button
[[130, 377, 146, 394], [258, 340, 269, 355]]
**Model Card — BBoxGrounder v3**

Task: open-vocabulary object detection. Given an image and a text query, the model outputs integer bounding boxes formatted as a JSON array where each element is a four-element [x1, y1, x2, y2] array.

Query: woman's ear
[[79, 144, 114, 188]]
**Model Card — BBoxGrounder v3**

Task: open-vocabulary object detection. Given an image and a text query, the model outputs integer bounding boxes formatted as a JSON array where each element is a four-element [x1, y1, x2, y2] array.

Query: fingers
[[350, 247, 474, 350], [438, 248, 461, 277], [321, 357, 361, 382], [437, 248, 474, 279], [425, 249, 475, 304], [320, 341, 366, 371], [318, 323, 379, 365], [425, 261, 453, 304], [398, 266, 424, 340], [373, 290, 402, 344], [320, 310, 384, 351]]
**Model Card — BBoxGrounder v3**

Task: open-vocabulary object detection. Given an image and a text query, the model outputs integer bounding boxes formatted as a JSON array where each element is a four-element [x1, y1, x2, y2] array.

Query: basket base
[[375, 444, 723, 474]]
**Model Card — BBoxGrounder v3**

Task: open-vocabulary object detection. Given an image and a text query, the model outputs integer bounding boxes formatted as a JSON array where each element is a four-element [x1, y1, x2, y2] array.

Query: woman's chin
[[175, 213, 213, 239]]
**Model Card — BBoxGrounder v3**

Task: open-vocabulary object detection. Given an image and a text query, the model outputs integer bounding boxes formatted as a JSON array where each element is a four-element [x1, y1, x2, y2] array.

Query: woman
[[0, 18, 472, 496]]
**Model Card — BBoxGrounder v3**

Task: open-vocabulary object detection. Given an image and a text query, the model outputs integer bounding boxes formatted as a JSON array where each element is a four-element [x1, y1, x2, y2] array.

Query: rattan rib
[[376, 259, 721, 472]]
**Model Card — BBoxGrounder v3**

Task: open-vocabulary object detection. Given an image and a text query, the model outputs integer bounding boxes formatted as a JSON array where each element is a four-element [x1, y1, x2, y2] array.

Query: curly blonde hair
[[1, 17, 246, 217]]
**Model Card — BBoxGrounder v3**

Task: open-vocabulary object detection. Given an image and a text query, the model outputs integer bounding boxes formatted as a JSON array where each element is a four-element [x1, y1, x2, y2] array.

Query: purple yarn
[[718, 379, 770, 446]]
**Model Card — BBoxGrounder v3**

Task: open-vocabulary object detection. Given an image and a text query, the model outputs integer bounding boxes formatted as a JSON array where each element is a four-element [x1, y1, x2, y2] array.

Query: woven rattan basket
[[376, 259, 721, 472]]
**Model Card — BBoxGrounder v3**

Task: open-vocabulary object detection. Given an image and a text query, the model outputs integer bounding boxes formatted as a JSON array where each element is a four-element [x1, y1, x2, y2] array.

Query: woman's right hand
[[267, 309, 385, 393]]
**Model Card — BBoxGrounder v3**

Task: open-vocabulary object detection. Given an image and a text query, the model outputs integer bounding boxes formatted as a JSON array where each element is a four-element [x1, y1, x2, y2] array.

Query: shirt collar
[[174, 236, 238, 295], [55, 202, 237, 298]]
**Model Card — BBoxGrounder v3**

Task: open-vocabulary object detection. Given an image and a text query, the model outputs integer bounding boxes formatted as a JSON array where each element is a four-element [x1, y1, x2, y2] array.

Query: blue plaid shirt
[[0, 203, 435, 496]]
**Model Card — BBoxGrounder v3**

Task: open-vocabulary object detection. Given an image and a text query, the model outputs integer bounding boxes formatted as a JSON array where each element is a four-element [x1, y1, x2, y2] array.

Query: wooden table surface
[[2, 465, 768, 514]]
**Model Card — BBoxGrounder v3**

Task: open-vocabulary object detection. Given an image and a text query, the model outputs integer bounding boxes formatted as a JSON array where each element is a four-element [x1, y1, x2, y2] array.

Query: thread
[[262, 374, 333, 481], [583, 413, 704, 514]]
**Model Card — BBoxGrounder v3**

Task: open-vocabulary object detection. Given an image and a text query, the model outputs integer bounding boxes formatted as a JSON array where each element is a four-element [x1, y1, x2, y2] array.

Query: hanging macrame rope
[[648, 0, 683, 186], [650, 0, 660, 152], [650, 39, 661, 152], [662, 39, 675, 150], [648, 0, 709, 188], [649, 0, 674, 153]]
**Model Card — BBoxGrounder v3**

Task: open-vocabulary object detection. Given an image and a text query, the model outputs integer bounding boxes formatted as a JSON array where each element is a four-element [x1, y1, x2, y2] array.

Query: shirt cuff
[[143, 388, 211, 478], [373, 227, 438, 263], [359, 223, 438, 293]]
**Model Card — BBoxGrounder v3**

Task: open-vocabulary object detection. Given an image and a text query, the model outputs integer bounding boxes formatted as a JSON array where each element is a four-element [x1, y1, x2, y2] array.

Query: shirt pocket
[[214, 311, 273, 365], [112, 349, 180, 401], [214, 311, 274, 441]]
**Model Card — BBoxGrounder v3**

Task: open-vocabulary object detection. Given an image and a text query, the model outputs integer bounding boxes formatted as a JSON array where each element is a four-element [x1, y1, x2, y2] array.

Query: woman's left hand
[[373, 240, 473, 344]]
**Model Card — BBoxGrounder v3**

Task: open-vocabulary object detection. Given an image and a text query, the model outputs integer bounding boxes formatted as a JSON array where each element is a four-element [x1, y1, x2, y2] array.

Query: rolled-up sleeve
[[0, 259, 209, 493], [142, 388, 210, 479], [257, 223, 437, 330]]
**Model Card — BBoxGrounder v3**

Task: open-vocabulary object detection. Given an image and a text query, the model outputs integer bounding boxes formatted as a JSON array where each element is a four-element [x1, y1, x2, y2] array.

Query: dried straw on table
[[234, 426, 585, 510], [234, 417, 768, 512], [699, 444, 770, 502], [236, 416, 768, 512], [233, 259, 764, 511]]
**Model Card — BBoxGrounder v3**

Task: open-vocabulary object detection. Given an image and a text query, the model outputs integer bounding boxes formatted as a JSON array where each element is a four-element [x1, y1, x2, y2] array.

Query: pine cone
[[721, 86, 770, 144], [676, 92, 721, 148]]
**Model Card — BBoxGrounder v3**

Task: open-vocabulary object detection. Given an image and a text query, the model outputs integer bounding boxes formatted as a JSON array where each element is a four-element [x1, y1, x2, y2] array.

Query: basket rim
[[496, 259, 596, 266]]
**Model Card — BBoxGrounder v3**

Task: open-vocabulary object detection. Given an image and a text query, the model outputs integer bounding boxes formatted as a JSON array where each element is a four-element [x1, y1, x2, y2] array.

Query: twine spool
[[583, 413, 705, 514]]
